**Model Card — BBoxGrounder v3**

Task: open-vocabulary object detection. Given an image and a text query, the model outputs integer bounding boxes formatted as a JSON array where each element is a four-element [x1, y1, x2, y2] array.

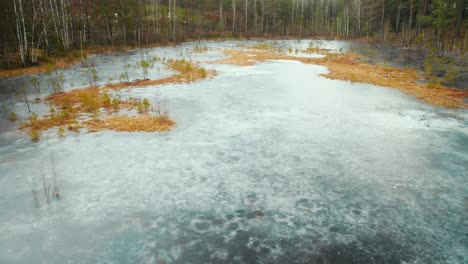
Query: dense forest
[[0, 0, 466, 68]]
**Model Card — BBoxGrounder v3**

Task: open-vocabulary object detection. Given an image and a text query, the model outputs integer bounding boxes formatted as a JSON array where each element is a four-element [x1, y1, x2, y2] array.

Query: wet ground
[[0, 40, 467, 263], [352, 44, 468, 90]]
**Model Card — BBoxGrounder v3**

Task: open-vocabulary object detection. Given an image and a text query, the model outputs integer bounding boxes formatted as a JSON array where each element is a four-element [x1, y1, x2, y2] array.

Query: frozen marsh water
[[0, 40, 467, 263]]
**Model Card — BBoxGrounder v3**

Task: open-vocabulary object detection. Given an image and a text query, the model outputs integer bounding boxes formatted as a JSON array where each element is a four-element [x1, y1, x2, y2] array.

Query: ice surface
[[0, 41, 467, 263]]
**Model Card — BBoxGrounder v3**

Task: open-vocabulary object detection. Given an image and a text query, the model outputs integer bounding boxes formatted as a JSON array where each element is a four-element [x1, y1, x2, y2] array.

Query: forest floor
[[0, 42, 184, 78], [0, 55, 84, 78]]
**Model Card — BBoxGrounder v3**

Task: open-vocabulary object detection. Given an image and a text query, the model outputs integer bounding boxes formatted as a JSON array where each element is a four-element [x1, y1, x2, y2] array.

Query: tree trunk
[[219, 0, 224, 36], [232, 0, 236, 33], [396, 0, 401, 32], [254, 0, 257, 37], [13, 0, 28, 65], [173, 0, 177, 42], [245, 0, 248, 35], [455, 0, 464, 37]]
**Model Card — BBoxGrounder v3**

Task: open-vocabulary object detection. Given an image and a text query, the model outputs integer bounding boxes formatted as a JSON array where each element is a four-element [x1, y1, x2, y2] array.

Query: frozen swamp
[[0, 40, 467, 263]]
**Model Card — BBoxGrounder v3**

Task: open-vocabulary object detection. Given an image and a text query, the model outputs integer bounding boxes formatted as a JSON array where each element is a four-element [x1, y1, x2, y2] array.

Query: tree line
[[0, 0, 466, 68]]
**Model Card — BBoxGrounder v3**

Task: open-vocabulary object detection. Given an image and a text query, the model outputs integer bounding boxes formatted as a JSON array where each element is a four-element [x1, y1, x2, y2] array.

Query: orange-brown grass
[[0, 42, 180, 78], [105, 77, 180, 90], [19, 85, 175, 137], [47, 86, 126, 113], [103, 60, 215, 91], [18, 60, 210, 138], [247, 43, 277, 50], [311, 53, 468, 108], [19, 112, 77, 131], [166, 59, 215, 82], [20, 87, 118, 132], [217, 48, 468, 108], [0, 56, 83, 78], [87, 115, 175, 132], [215, 49, 298, 66]]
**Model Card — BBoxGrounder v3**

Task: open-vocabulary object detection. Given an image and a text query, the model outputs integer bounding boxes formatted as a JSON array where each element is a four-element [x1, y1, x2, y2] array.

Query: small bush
[[85, 68, 100, 87], [8, 112, 18, 121], [29, 112, 38, 122], [79, 91, 100, 112], [58, 127, 65, 137], [102, 93, 112, 108], [119, 73, 127, 83], [251, 43, 275, 50], [29, 129, 40, 141], [199, 68, 207, 78], [67, 123, 79, 132], [444, 62, 460, 86], [31, 76, 41, 95], [111, 98, 120, 109], [137, 101, 144, 114], [136, 59, 153, 79], [49, 72, 66, 94], [143, 98, 151, 111]]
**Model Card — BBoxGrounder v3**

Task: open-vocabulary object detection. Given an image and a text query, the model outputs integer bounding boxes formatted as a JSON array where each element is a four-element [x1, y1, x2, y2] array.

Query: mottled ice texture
[[0, 41, 467, 264]]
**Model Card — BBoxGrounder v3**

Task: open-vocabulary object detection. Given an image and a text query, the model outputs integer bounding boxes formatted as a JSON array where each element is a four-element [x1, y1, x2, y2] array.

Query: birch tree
[[13, 0, 29, 65]]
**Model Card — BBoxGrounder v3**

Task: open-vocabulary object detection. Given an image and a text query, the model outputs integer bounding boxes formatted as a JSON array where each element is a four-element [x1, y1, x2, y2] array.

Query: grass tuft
[[87, 115, 175, 132], [29, 129, 40, 141], [165, 59, 214, 82], [8, 112, 18, 121]]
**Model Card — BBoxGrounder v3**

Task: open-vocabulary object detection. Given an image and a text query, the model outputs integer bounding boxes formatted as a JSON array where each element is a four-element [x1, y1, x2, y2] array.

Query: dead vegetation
[[166, 59, 214, 82], [0, 42, 179, 78], [87, 115, 175, 132], [15, 58, 217, 140], [311, 53, 468, 108], [102, 59, 214, 91], [216, 48, 468, 108], [19, 85, 175, 139], [216, 49, 294, 66], [0, 54, 84, 78]]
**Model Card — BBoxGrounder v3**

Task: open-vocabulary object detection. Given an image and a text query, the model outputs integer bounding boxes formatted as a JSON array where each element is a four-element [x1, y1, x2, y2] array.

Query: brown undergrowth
[[0, 56, 83, 78], [104, 59, 214, 91], [87, 115, 174, 132], [0, 42, 180, 78], [17, 59, 215, 140], [19, 86, 175, 140], [216, 48, 468, 108]]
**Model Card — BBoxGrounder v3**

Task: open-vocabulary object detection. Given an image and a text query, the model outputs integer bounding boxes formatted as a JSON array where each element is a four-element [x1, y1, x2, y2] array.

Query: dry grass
[[215, 49, 294, 66], [103, 60, 214, 91], [166, 59, 215, 82], [247, 43, 277, 50], [16, 58, 213, 138], [19, 84, 175, 137], [311, 53, 468, 108], [105, 77, 177, 90], [0, 56, 83, 78], [19, 113, 76, 131], [48, 87, 101, 112], [87, 115, 175, 132], [216, 48, 468, 108], [0, 42, 180, 78]]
